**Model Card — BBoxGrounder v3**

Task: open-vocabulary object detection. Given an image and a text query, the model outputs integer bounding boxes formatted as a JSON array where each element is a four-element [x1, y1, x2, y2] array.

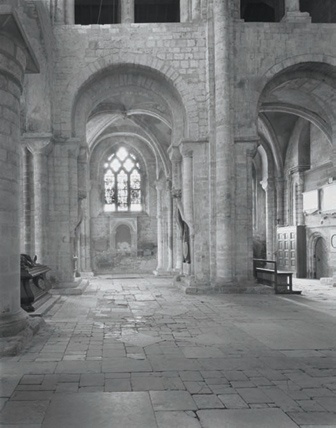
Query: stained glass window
[[104, 147, 142, 212]]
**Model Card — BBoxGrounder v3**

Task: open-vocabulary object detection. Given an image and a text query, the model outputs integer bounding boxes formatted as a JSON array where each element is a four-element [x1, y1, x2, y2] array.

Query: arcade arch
[[70, 65, 189, 275], [254, 62, 336, 278]]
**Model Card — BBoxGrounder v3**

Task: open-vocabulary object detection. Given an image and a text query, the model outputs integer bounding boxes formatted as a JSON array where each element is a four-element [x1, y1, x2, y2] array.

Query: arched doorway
[[314, 237, 328, 279]]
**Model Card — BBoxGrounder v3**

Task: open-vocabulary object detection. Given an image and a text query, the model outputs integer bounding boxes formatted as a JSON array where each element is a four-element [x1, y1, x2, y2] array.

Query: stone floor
[[1, 275, 336, 427]]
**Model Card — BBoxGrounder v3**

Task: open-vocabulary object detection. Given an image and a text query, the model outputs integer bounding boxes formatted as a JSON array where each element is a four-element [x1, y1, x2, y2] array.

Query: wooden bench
[[253, 259, 301, 295], [20, 254, 51, 312]]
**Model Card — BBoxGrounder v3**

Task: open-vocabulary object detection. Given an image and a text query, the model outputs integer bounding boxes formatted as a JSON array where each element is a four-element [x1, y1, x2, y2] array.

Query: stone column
[[181, 148, 193, 227], [77, 147, 93, 276], [168, 147, 183, 272], [180, 144, 194, 276], [214, 0, 234, 286], [154, 180, 165, 273], [166, 180, 173, 271], [234, 139, 258, 284], [26, 134, 52, 264], [21, 146, 33, 256], [0, 14, 39, 337], [121, 0, 134, 23], [297, 172, 305, 226], [68, 141, 80, 275], [283, 0, 311, 21], [275, 177, 285, 226], [265, 177, 276, 260], [49, 140, 81, 291], [289, 169, 306, 226]]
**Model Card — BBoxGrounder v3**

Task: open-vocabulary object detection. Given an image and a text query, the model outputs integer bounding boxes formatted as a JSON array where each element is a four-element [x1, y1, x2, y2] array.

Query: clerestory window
[[75, 0, 121, 25], [135, 0, 180, 23], [104, 147, 142, 212], [241, 0, 285, 22]]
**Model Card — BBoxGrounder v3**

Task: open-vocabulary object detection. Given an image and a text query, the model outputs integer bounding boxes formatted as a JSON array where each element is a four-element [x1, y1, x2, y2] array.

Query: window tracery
[[104, 147, 142, 212]]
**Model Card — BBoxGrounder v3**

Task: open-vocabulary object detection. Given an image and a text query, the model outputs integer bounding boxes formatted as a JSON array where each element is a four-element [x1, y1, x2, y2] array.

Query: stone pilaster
[[54, 0, 66, 24], [26, 134, 52, 264], [180, 0, 190, 22], [65, 0, 75, 24], [121, 0, 134, 23], [192, 0, 201, 21], [214, 0, 234, 287], [0, 10, 39, 337]]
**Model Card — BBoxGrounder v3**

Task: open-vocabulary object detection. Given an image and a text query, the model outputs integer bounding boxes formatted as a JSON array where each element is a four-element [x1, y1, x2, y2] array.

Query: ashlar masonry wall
[[52, 22, 209, 141]]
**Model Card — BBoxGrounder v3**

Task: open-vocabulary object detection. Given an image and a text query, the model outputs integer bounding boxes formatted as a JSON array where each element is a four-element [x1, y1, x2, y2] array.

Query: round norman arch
[[68, 62, 195, 144], [257, 58, 336, 143]]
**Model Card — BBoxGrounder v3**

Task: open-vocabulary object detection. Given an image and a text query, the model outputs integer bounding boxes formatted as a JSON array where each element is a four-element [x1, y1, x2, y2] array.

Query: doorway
[[314, 237, 328, 279]]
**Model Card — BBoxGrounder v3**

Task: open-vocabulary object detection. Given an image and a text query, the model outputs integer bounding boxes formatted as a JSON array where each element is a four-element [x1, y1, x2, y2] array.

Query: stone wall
[[51, 22, 208, 141]]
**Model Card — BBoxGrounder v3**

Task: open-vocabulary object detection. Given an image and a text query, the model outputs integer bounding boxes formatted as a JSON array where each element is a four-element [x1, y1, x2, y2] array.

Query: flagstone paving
[[1, 275, 336, 427]]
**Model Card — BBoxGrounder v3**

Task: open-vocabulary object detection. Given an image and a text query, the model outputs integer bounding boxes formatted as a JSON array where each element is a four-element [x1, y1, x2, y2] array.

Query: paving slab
[[288, 412, 336, 425], [0, 376, 21, 397], [155, 411, 201, 428], [150, 390, 197, 411], [197, 408, 299, 427], [41, 392, 157, 428], [0, 401, 50, 425], [102, 357, 152, 372], [192, 394, 224, 409]]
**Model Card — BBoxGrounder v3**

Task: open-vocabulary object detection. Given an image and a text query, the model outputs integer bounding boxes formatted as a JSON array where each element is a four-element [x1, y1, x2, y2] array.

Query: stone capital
[[24, 133, 53, 155], [262, 177, 275, 191], [168, 146, 182, 162], [179, 144, 193, 158]]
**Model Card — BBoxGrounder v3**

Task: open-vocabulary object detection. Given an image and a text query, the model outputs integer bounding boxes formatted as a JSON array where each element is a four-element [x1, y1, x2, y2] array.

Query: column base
[[174, 274, 211, 294], [80, 271, 95, 278], [0, 314, 45, 356], [153, 269, 174, 277], [282, 11, 311, 22], [50, 278, 89, 295], [175, 276, 275, 295], [0, 310, 30, 338]]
